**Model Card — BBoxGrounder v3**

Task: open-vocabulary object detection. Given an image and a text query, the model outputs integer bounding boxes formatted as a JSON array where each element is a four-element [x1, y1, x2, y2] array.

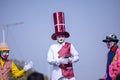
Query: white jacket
[[47, 42, 79, 80]]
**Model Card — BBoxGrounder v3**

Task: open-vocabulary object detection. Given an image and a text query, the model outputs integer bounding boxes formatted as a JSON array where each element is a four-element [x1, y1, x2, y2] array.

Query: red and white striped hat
[[51, 12, 70, 40]]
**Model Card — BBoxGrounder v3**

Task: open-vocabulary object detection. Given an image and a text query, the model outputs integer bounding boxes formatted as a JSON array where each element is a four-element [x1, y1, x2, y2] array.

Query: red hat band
[[55, 26, 65, 33]]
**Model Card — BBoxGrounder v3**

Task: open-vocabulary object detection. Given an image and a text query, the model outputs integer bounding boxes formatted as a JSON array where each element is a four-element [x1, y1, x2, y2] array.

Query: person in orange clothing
[[0, 42, 33, 80]]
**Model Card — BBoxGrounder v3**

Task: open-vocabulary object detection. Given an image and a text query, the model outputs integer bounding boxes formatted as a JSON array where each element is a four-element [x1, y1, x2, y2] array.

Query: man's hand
[[24, 61, 33, 71], [56, 58, 69, 64]]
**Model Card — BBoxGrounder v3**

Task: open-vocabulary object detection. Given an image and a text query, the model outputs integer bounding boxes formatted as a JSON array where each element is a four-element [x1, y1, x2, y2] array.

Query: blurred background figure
[[98, 79, 104, 80], [116, 73, 120, 80], [27, 72, 44, 80]]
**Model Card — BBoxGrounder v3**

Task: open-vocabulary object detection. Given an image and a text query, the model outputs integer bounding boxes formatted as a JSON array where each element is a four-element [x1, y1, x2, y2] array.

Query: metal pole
[[2, 28, 5, 43]]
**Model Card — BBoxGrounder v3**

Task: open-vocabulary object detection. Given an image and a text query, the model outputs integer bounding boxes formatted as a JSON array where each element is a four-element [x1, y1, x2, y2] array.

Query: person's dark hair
[[98, 79, 104, 80], [116, 73, 120, 80], [27, 72, 44, 80]]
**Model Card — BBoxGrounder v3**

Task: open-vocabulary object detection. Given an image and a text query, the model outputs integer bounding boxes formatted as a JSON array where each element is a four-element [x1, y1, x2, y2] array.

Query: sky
[[0, 0, 120, 80]]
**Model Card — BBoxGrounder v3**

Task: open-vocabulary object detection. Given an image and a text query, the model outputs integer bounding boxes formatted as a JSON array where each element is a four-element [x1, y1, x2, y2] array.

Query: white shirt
[[47, 42, 79, 80]]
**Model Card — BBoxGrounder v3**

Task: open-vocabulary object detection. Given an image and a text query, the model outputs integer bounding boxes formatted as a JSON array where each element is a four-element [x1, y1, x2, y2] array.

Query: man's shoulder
[[116, 48, 120, 56], [50, 43, 58, 47], [117, 48, 120, 52]]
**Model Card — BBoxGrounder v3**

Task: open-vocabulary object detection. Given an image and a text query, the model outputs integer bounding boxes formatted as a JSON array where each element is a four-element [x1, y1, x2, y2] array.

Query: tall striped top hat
[[51, 12, 70, 40]]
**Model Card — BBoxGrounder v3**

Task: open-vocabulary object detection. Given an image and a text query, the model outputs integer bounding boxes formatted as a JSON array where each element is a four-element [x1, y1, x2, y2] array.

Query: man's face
[[106, 42, 114, 49], [0, 50, 9, 60], [57, 35, 65, 44]]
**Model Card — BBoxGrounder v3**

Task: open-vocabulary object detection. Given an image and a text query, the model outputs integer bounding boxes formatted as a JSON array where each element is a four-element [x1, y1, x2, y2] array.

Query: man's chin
[[58, 41, 64, 44], [1, 57, 8, 60], [107, 47, 111, 49]]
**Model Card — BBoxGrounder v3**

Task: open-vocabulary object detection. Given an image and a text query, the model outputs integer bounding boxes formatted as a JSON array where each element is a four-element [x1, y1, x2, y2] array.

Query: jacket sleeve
[[116, 48, 120, 62], [109, 48, 120, 79], [70, 44, 79, 63], [116, 48, 120, 73], [11, 61, 25, 78], [109, 62, 118, 79], [47, 45, 57, 65]]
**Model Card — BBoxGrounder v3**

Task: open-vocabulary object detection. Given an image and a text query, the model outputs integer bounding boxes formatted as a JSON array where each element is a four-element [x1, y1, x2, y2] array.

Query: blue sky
[[0, 0, 120, 80]]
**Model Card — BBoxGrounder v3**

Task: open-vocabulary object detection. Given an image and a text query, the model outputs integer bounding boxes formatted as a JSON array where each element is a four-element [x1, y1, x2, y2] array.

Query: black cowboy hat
[[103, 34, 119, 43]]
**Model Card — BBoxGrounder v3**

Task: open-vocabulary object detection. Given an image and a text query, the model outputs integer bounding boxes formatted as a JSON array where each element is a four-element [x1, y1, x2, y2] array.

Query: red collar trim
[[111, 45, 118, 52]]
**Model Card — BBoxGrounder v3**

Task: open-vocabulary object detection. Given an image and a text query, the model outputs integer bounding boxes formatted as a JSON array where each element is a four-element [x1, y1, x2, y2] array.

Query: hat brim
[[51, 32, 70, 40], [102, 39, 111, 42], [103, 39, 119, 43]]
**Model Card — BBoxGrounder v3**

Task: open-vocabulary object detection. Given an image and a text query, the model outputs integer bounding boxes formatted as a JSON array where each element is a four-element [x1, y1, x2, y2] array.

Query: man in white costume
[[47, 12, 79, 80]]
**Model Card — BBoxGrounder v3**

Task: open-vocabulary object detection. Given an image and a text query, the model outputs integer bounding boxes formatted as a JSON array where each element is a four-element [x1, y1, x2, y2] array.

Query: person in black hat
[[102, 34, 120, 80], [47, 12, 79, 80]]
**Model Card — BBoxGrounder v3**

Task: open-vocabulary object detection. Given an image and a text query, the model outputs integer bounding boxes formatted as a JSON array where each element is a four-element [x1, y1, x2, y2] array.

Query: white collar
[[57, 42, 65, 46]]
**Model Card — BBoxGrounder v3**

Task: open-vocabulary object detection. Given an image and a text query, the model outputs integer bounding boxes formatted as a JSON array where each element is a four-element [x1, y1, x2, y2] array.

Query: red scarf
[[58, 42, 74, 79]]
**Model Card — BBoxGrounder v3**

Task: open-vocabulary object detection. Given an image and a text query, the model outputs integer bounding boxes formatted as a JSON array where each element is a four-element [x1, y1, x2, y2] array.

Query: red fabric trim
[[58, 42, 74, 79]]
